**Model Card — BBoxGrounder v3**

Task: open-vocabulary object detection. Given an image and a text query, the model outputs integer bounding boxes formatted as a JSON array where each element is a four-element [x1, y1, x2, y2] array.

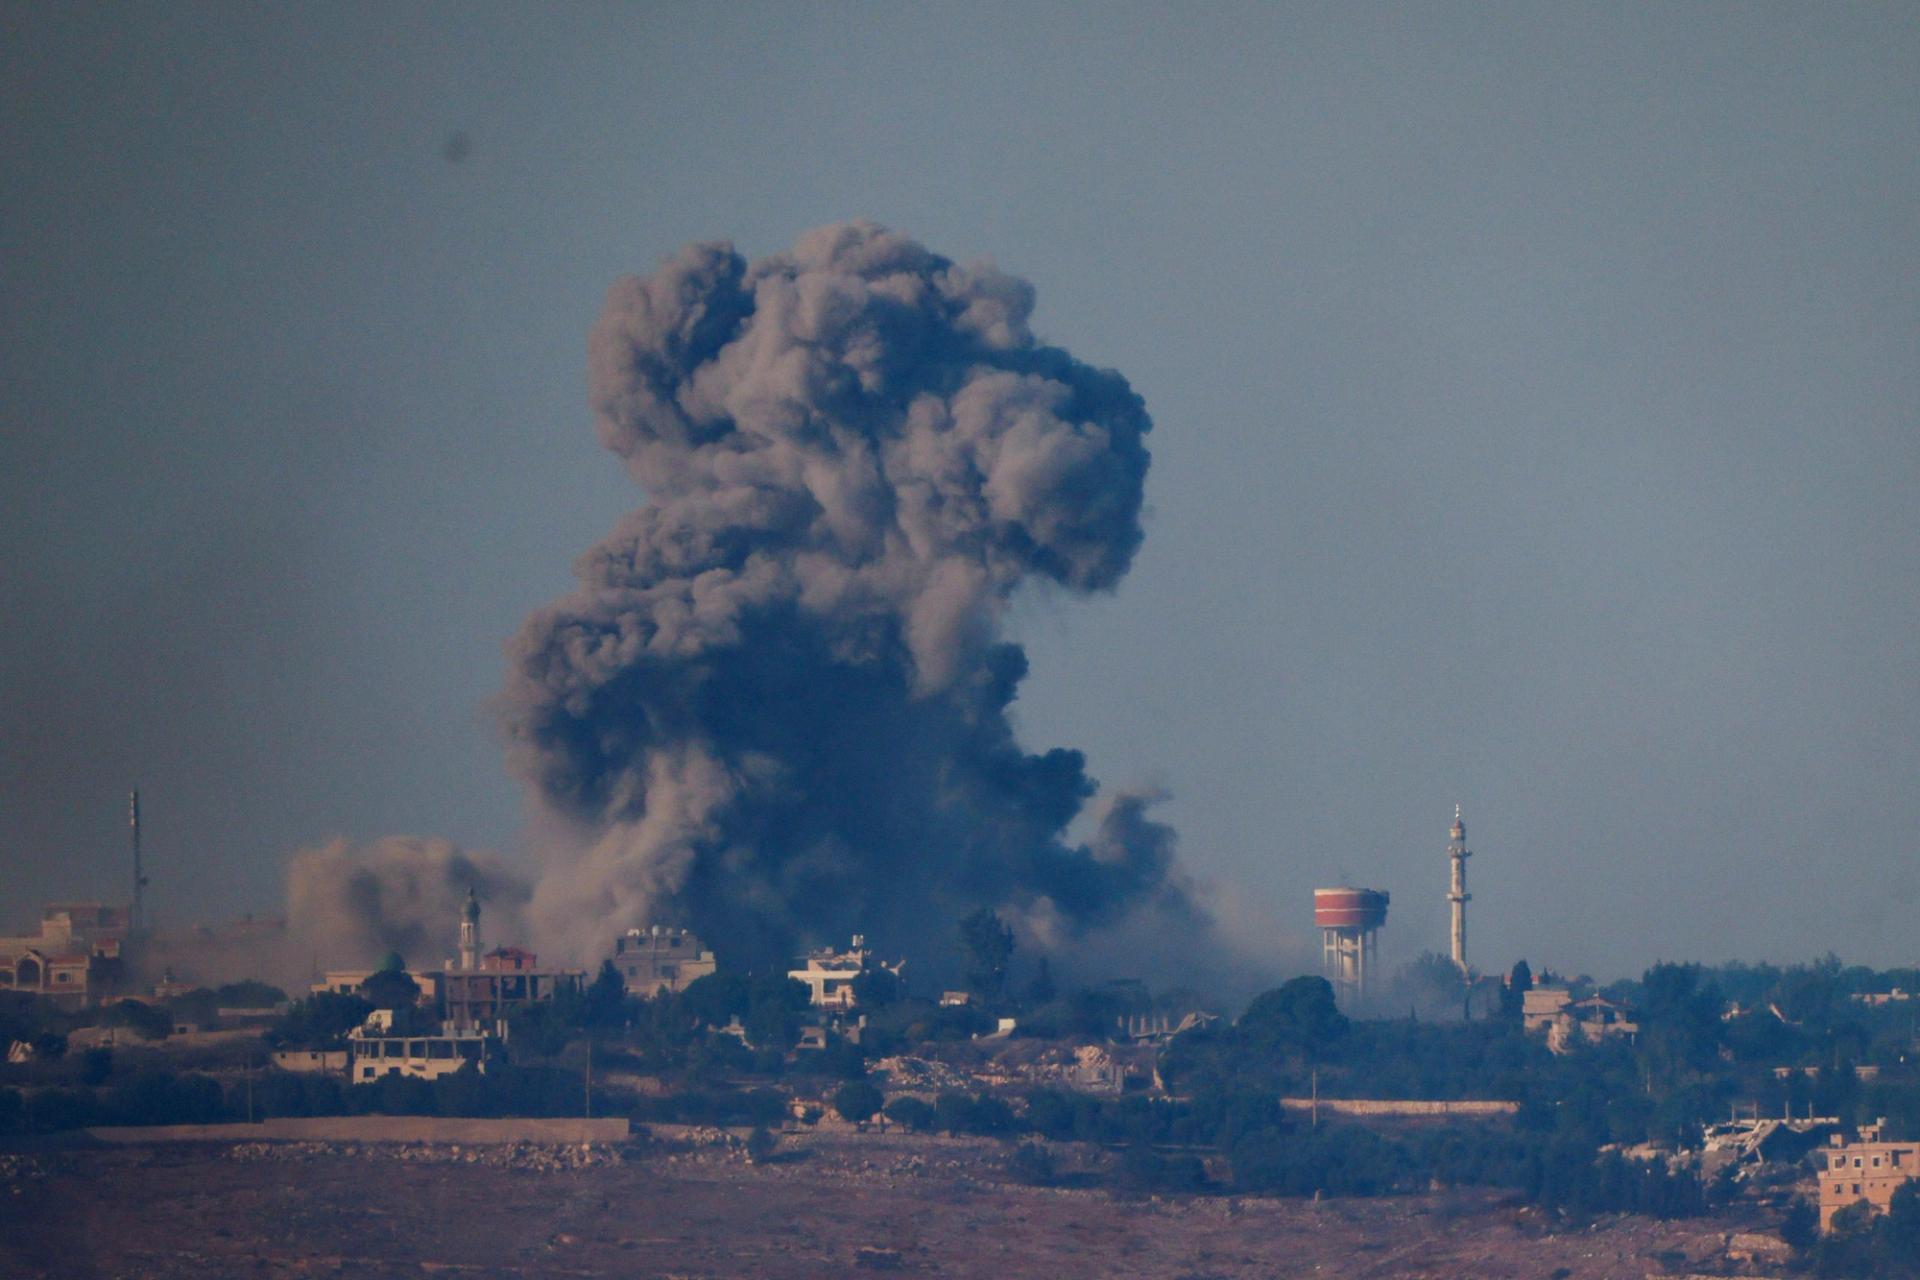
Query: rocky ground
[[0, 1129, 1790, 1279]]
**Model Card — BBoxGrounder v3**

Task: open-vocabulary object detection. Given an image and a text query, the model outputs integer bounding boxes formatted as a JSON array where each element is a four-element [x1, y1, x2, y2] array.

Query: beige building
[[1819, 1119, 1920, 1231], [1523, 987, 1639, 1054], [612, 926, 717, 996], [0, 903, 129, 1008]]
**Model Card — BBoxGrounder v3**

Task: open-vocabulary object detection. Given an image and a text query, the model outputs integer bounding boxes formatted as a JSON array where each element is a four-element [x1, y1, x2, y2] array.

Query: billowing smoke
[[504, 221, 1213, 975], [284, 835, 532, 967]]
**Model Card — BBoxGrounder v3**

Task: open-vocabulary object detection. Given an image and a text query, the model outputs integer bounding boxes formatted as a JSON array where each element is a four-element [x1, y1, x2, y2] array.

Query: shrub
[[884, 1096, 935, 1132], [1009, 1141, 1056, 1186], [833, 1080, 884, 1125]]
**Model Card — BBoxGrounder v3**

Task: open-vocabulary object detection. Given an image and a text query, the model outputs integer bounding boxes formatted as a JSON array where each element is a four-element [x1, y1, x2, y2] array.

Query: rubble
[[225, 1139, 631, 1172], [1, 1153, 49, 1187]]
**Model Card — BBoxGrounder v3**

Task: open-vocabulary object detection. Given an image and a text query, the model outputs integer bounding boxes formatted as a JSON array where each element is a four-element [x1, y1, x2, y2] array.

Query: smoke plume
[[285, 835, 532, 967], [504, 221, 1211, 974]]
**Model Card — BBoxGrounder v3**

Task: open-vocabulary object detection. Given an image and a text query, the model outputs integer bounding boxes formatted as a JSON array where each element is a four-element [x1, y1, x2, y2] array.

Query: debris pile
[[225, 1140, 629, 1171]]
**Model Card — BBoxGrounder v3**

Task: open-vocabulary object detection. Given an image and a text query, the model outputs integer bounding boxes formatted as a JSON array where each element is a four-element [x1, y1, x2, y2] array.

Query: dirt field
[[0, 1130, 1777, 1279]]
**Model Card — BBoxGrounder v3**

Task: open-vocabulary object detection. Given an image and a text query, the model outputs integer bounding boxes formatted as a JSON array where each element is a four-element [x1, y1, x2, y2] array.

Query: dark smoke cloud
[[504, 221, 1214, 974], [285, 835, 531, 968]]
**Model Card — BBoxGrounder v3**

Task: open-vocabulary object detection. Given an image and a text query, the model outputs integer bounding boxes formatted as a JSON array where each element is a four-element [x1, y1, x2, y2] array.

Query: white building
[[346, 1010, 495, 1084], [788, 936, 904, 1011]]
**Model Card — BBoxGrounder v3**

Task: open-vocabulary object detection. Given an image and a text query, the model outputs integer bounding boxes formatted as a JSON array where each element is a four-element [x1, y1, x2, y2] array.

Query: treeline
[[0, 1062, 607, 1133]]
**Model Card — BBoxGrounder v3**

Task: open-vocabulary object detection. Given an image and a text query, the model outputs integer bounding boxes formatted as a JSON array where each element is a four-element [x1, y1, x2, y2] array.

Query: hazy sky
[[4, 3, 1916, 982]]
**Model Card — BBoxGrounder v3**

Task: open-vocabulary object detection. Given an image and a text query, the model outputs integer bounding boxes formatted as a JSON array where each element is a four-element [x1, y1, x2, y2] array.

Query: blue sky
[[3, 3, 1916, 980]]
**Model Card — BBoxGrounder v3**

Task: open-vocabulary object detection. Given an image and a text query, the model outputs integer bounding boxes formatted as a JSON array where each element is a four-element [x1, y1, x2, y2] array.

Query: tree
[[1779, 1198, 1819, 1252], [833, 1079, 884, 1125], [959, 908, 1014, 999], [745, 1126, 778, 1164], [584, 960, 627, 1028], [745, 999, 801, 1051], [1501, 960, 1534, 1020], [884, 1096, 935, 1131], [680, 972, 751, 1028], [1027, 957, 1057, 1005], [106, 1000, 171, 1041], [1240, 977, 1348, 1059], [851, 967, 900, 1009], [268, 992, 372, 1049], [359, 966, 420, 1013]]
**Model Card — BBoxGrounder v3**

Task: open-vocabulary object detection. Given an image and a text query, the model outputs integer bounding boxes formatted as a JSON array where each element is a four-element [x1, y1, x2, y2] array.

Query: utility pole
[[584, 1039, 593, 1119]]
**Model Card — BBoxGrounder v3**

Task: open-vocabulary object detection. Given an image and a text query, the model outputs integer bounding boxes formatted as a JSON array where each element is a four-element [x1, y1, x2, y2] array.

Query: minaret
[[458, 887, 481, 970], [1447, 805, 1471, 974]]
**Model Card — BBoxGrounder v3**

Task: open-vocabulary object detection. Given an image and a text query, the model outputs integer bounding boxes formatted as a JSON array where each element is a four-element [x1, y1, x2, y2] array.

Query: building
[[346, 1010, 496, 1083], [612, 926, 717, 996], [1314, 887, 1388, 1007], [1819, 1119, 1920, 1232], [1523, 987, 1640, 1054], [441, 946, 584, 1032], [272, 1049, 349, 1075], [788, 936, 904, 1011], [0, 902, 130, 1008], [1851, 989, 1915, 1007]]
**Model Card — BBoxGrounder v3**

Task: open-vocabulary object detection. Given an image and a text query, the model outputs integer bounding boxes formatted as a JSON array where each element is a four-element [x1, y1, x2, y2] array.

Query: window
[[362, 1067, 374, 1079]]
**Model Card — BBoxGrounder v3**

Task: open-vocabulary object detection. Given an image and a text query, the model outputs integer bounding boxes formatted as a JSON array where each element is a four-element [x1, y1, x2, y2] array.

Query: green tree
[[832, 1079, 884, 1125], [850, 967, 901, 1008], [1500, 960, 1533, 1020], [1027, 957, 1057, 1005], [1240, 976, 1348, 1059], [958, 908, 1014, 999], [1779, 1198, 1819, 1252], [584, 960, 628, 1028], [884, 1096, 935, 1131], [680, 972, 751, 1027], [359, 965, 420, 1013], [268, 992, 372, 1049]]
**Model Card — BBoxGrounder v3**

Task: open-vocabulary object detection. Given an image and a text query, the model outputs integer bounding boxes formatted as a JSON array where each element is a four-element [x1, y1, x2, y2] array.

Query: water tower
[[1314, 886, 1389, 1007]]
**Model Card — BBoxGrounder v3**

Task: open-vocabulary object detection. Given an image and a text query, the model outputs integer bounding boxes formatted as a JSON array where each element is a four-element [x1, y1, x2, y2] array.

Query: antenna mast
[[130, 787, 148, 932]]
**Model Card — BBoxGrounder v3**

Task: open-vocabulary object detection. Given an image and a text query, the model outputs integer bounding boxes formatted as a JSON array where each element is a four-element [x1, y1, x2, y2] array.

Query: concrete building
[[272, 1049, 349, 1075], [441, 946, 584, 1032], [347, 1010, 496, 1083], [0, 902, 130, 1008], [1523, 987, 1639, 1054], [1819, 1119, 1920, 1232], [612, 926, 717, 997], [788, 936, 904, 1011]]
